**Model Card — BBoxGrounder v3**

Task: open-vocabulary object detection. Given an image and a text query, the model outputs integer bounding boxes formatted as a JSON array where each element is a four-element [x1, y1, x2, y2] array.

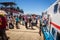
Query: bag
[[9, 23, 14, 29]]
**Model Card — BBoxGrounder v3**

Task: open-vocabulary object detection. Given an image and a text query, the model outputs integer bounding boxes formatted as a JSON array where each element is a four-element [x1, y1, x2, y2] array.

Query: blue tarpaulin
[[42, 27, 54, 40]]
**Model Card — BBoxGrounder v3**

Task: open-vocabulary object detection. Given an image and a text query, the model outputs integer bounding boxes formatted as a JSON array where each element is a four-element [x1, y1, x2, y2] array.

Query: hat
[[0, 10, 6, 16]]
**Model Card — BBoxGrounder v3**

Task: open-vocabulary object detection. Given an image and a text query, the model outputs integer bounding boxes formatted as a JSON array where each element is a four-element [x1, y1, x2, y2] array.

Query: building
[[0, 2, 24, 16]]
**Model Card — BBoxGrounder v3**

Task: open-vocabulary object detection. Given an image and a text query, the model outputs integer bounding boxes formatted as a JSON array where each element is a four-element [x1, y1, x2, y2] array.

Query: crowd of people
[[0, 10, 49, 40], [7, 15, 49, 36], [6, 15, 40, 30]]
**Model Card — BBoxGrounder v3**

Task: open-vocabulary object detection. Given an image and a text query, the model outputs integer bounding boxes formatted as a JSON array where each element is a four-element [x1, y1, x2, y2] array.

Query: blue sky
[[0, 0, 56, 15]]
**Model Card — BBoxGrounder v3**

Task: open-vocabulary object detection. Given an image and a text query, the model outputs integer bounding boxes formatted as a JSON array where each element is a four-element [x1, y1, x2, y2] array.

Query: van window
[[56, 32, 60, 40], [54, 4, 58, 13], [52, 28, 55, 36]]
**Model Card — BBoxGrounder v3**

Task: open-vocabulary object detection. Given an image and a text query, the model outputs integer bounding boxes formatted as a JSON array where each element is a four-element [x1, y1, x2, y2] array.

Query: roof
[[0, 7, 24, 13], [0, 2, 16, 6]]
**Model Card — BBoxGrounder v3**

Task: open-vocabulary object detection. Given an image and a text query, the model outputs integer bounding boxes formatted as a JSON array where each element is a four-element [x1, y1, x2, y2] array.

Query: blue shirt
[[16, 17, 19, 22]]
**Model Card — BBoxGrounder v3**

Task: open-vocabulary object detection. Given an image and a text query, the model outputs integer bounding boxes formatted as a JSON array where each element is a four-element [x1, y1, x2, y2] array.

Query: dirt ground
[[6, 24, 44, 40]]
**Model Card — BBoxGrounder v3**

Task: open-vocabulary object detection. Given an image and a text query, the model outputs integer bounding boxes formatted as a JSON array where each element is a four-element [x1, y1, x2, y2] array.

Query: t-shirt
[[16, 17, 19, 22], [0, 15, 7, 29], [32, 19, 36, 23], [43, 19, 48, 25]]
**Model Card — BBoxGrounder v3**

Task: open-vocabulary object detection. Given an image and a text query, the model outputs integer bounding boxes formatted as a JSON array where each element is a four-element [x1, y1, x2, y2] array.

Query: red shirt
[[0, 16, 7, 29]]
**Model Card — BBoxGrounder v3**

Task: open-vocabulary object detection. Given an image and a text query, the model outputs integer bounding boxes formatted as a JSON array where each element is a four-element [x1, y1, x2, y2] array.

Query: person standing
[[19, 15, 21, 24], [24, 16, 28, 29], [9, 16, 14, 29], [0, 13, 8, 40], [37, 17, 40, 27], [12, 16, 16, 29], [29, 17, 32, 27], [15, 16, 20, 29], [39, 18, 43, 36], [31, 16, 34, 29]]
